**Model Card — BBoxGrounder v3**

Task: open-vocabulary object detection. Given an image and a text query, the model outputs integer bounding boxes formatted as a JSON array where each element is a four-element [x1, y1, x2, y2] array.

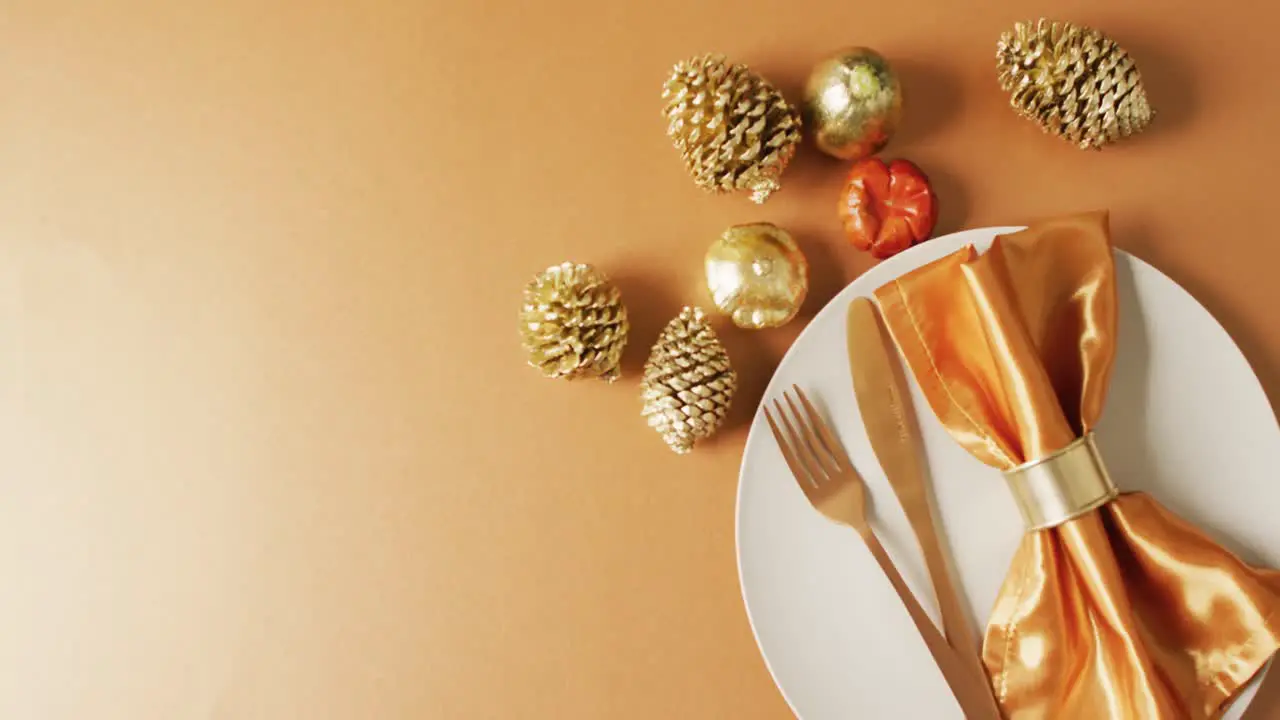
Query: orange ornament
[[838, 158, 937, 259]]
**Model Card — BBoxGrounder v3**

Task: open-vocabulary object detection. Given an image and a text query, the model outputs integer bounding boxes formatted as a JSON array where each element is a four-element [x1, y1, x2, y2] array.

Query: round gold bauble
[[704, 223, 808, 330], [803, 48, 902, 160]]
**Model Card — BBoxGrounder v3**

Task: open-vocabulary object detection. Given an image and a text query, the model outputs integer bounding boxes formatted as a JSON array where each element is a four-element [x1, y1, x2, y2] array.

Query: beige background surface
[[3, 1, 1278, 718]]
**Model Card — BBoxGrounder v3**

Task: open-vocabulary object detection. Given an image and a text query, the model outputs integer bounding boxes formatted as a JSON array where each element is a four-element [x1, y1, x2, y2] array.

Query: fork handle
[[860, 529, 1002, 719]]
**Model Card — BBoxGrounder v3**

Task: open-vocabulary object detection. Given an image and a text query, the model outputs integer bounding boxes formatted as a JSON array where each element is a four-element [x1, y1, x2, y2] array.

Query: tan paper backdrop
[[3, 0, 1279, 717]]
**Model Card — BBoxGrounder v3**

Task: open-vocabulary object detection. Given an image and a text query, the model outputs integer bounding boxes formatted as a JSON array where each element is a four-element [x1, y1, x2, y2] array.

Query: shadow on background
[[893, 57, 965, 149], [714, 328, 780, 447], [796, 228, 853, 319], [1112, 30, 1200, 142], [925, 162, 971, 237], [612, 269, 684, 378]]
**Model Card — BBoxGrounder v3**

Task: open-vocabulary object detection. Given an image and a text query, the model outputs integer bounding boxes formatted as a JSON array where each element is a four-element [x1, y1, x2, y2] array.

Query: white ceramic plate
[[736, 227, 1277, 719]]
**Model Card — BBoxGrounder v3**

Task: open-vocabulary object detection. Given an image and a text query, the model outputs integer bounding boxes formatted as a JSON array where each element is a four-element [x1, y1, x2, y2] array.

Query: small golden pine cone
[[662, 54, 802, 203], [641, 307, 737, 454], [520, 262, 628, 382], [996, 19, 1153, 149]]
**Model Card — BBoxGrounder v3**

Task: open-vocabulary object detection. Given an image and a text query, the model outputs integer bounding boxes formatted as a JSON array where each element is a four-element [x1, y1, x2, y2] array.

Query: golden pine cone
[[996, 19, 1153, 149], [662, 54, 802, 204], [641, 307, 737, 454], [520, 262, 628, 382]]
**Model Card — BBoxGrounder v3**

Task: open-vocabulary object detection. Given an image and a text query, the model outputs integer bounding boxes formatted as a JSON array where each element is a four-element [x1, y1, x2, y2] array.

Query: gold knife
[[847, 296, 1003, 720]]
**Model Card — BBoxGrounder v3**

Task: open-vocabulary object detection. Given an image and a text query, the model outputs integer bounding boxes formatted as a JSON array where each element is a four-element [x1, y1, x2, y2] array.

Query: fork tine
[[764, 406, 817, 498], [792, 385, 855, 470], [774, 398, 828, 486], [783, 391, 840, 477]]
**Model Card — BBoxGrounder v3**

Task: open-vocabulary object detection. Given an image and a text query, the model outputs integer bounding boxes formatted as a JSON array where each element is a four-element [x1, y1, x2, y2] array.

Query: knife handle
[[909, 513, 1004, 716], [859, 528, 1001, 719]]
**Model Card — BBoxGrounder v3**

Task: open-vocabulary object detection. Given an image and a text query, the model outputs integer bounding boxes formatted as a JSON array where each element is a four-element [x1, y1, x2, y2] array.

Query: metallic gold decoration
[[641, 307, 737, 454], [662, 54, 802, 204], [519, 262, 628, 382], [997, 19, 1153, 149], [704, 223, 808, 329], [1003, 434, 1118, 531], [802, 47, 902, 160]]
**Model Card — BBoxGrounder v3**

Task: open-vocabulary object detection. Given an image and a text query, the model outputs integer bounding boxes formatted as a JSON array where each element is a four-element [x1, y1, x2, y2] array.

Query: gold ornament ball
[[803, 48, 902, 160], [705, 223, 809, 330]]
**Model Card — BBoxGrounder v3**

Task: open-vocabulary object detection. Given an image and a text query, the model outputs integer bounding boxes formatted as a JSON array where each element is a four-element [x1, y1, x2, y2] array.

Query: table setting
[[15, 0, 1280, 718], [738, 214, 1280, 718], [514, 16, 1280, 715]]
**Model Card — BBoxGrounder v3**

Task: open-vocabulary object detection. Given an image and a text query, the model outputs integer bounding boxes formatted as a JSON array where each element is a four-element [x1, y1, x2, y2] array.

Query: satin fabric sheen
[[874, 211, 1280, 719]]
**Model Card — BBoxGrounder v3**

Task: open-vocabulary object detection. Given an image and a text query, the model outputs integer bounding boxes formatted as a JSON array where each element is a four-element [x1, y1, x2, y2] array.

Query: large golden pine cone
[[520, 262, 628, 382], [662, 54, 802, 204], [996, 19, 1153, 149], [641, 307, 737, 454]]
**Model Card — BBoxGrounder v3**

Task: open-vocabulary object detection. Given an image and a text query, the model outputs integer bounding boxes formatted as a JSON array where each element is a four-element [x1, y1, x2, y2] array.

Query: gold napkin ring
[[1002, 434, 1118, 531]]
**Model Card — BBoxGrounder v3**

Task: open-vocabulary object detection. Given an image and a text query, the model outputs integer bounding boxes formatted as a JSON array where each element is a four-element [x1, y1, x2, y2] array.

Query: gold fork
[[764, 385, 984, 717]]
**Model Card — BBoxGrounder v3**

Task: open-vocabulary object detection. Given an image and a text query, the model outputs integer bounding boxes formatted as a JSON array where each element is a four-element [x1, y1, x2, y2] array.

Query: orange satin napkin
[[873, 211, 1280, 719]]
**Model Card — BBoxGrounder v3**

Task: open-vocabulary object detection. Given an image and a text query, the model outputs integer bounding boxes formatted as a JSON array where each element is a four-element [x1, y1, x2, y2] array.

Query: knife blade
[[846, 295, 1003, 720]]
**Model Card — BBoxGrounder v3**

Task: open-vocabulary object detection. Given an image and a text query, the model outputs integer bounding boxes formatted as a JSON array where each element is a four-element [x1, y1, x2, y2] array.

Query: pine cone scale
[[664, 54, 801, 203], [641, 307, 737, 454], [520, 263, 628, 382], [997, 19, 1152, 149]]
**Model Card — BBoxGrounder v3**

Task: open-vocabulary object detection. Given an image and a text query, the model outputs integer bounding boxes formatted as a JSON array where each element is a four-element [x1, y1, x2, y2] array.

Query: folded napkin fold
[[874, 211, 1280, 719]]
